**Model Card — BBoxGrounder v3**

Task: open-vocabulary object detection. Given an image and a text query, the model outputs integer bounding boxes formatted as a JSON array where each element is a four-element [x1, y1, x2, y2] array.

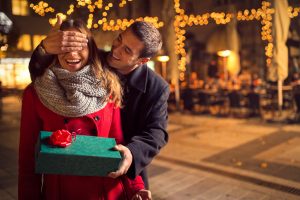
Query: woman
[[19, 19, 150, 200]]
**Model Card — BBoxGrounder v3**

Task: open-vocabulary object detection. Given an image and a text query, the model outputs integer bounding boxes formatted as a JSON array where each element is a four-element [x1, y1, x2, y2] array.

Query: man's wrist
[[38, 40, 49, 55]]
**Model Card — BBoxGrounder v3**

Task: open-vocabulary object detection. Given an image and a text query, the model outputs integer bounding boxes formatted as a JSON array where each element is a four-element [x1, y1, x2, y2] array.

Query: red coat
[[19, 85, 144, 200]]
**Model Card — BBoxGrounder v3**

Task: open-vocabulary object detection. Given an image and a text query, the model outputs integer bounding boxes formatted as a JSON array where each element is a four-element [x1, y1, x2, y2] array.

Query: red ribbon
[[49, 129, 76, 148]]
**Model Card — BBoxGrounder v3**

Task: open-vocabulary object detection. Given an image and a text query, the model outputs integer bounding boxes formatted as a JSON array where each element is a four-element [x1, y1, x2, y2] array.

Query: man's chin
[[107, 58, 118, 69], [107, 57, 114, 66]]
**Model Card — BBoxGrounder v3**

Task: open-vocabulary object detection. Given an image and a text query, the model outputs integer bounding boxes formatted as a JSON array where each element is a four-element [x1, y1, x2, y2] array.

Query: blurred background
[[0, 0, 300, 122], [0, 0, 300, 199]]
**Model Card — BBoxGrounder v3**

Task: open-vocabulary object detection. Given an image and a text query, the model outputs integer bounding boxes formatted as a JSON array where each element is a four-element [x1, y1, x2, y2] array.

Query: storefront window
[[17, 34, 31, 51], [33, 35, 46, 49], [12, 0, 29, 16], [0, 58, 31, 89]]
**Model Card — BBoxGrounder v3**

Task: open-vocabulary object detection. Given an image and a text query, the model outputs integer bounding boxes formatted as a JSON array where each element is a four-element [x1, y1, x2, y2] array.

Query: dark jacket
[[119, 62, 169, 186], [29, 48, 170, 188]]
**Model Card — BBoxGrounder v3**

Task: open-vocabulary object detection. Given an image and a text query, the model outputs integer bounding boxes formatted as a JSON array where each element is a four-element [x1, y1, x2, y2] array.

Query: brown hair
[[129, 21, 162, 58], [59, 19, 123, 107]]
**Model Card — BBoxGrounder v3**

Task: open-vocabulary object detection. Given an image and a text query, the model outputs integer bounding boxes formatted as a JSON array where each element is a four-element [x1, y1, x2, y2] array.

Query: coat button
[[94, 116, 100, 121], [64, 118, 69, 124]]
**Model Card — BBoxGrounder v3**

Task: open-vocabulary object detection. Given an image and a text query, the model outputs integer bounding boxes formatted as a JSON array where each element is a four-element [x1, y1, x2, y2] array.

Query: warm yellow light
[[29, 0, 300, 82], [0, 44, 8, 51], [157, 55, 170, 62], [217, 50, 231, 57]]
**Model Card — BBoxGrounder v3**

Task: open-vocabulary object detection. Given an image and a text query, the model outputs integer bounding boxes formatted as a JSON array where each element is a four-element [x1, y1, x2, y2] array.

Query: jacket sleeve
[[121, 175, 145, 199], [29, 44, 55, 81], [18, 86, 43, 200], [126, 84, 170, 178]]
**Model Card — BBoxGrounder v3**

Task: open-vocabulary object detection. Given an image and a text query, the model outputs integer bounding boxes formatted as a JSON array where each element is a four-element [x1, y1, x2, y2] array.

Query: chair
[[228, 91, 248, 117]]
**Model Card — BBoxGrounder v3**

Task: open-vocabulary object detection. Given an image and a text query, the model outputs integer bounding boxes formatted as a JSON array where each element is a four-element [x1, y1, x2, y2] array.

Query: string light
[[30, 1, 54, 16], [260, 1, 274, 67], [66, 4, 75, 15], [172, 0, 293, 80], [34, 0, 164, 30], [31, 0, 300, 81], [288, 6, 300, 18]]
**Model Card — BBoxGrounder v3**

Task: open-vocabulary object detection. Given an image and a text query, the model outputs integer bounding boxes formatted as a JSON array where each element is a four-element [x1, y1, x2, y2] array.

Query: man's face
[[107, 28, 148, 75]]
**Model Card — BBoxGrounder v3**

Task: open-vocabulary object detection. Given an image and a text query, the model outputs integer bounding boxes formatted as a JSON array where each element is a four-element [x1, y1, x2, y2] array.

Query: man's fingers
[[107, 171, 118, 179], [107, 171, 121, 179], [61, 41, 87, 47], [61, 46, 85, 52], [41, 16, 88, 54], [63, 31, 88, 40], [114, 144, 127, 152], [107, 163, 127, 178], [107, 145, 132, 178]]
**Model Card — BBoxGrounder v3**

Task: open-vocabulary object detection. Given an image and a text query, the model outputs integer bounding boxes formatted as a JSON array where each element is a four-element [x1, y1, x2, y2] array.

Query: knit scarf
[[34, 65, 108, 117]]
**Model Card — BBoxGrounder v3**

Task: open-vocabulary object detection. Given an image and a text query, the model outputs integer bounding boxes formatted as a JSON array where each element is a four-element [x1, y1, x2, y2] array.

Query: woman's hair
[[59, 19, 123, 107]]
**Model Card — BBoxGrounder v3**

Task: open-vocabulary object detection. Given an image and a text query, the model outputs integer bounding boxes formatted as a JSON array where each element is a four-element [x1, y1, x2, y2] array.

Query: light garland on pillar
[[174, 0, 187, 81], [172, 0, 296, 81], [260, 1, 274, 67]]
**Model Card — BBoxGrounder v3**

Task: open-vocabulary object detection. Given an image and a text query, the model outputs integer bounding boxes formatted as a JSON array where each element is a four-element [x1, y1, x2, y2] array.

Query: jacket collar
[[126, 64, 148, 93]]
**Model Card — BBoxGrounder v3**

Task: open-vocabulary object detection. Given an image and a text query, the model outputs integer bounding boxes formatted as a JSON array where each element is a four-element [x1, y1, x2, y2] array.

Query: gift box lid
[[38, 131, 121, 158]]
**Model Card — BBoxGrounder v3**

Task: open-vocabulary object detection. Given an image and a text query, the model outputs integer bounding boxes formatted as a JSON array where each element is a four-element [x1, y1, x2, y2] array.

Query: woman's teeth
[[66, 59, 81, 64]]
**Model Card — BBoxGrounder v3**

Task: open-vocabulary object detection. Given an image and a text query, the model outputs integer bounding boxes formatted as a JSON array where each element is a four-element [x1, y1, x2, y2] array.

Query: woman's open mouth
[[66, 59, 81, 65]]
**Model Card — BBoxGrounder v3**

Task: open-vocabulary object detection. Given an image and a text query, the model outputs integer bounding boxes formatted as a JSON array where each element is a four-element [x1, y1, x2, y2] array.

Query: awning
[[268, 0, 290, 81]]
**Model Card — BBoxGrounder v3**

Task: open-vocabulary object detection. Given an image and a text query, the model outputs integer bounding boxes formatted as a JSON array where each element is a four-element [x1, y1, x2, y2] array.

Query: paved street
[[149, 113, 300, 199], [0, 94, 300, 199]]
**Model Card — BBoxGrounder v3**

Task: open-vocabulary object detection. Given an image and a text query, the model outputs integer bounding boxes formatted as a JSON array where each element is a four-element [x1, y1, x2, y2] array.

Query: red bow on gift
[[49, 129, 76, 147]]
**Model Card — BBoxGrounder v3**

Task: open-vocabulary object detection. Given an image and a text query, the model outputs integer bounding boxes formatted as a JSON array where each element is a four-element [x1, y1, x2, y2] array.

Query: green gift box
[[35, 131, 121, 176]]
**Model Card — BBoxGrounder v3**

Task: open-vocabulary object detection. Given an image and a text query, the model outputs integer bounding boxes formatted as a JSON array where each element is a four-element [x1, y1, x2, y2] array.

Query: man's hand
[[108, 144, 133, 178], [131, 189, 152, 200], [42, 15, 88, 54]]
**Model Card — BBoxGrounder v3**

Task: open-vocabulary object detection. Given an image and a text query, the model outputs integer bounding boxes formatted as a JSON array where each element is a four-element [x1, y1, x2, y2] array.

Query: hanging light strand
[[30, 1, 54, 16], [30, 0, 300, 81], [288, 6, 300, 18]]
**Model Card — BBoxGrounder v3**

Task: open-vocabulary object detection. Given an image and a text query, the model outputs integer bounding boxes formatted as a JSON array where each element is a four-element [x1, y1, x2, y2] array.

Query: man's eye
[[125, 47, 130, 54]]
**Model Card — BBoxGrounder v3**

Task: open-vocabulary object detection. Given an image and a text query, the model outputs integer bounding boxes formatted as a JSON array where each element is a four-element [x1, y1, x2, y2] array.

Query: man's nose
[[113, 43, 122, 55]]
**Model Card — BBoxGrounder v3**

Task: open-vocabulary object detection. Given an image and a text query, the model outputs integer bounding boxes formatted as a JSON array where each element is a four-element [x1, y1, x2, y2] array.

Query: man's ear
[[138, 58, 150, 65]]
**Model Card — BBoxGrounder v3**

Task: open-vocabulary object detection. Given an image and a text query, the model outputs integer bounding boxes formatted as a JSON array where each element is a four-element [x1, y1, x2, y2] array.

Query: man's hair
[[129, 21, 162, 58]]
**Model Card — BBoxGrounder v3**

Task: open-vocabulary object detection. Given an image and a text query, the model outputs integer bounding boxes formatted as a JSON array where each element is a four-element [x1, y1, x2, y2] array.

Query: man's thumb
[[114, 144, 122, 151], [53, 14, 63, 30]]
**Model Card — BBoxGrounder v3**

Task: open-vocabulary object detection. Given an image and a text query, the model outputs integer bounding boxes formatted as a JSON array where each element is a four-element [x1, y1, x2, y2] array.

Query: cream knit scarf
[[34, 65, 108, 117]]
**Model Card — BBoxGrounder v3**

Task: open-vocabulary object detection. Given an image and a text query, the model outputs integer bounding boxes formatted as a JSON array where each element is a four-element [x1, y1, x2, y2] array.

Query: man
[[29, 16, 169, 189]]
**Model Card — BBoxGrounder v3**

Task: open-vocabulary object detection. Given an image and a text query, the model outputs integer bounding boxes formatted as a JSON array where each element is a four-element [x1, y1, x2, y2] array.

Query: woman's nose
[[67, 51, 79, 56]]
